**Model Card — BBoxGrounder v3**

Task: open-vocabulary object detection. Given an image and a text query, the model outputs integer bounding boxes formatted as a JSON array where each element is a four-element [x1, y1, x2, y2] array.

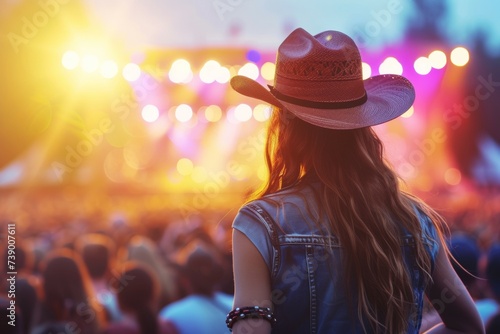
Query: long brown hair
[[41, 249, 105, 334], [116, 263, 160, 334], [253, 108, 446, 333]]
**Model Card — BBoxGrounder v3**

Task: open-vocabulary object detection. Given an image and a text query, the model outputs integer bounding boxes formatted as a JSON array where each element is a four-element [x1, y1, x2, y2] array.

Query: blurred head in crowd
[[3, 241, 39, 334], [178, 241, 223, 296], [448, 234, 481, 288], [3, 241, 33, 274], [486, 243, 500, 300], [39, 249, 104, 333], [125, 235, 178, 306], [77, 233, 115, 280], [115, 263, 160, 334]]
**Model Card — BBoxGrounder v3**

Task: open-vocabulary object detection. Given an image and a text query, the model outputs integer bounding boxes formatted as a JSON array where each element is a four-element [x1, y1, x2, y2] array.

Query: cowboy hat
[[230, 28, 415, 129]]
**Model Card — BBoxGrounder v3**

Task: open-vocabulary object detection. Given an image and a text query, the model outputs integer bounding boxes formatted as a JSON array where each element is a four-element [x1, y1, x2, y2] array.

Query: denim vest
[[233, 184, 439, 334]]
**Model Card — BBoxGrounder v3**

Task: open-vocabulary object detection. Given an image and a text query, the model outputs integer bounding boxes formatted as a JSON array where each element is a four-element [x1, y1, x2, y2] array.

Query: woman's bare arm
[[232, 229, 272, 334], [424, 238, 484, 334]]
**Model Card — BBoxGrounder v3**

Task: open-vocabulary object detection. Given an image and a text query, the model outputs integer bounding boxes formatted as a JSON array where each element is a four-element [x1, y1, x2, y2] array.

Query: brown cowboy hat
[[230, 28, 415, 129]]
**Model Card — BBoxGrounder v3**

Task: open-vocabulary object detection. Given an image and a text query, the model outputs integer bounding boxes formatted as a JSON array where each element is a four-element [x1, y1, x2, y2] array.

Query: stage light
[[169, 59, 193, 84], [414, 57, 432, 75], [177, 158, 194, 176], [81, 54, 99, 73], [215, 66, 231, 84], [253, 104, 272, 122], [200, 60, 221, 84], [444, 168, 461, 185], [238, 62, 259, 80], [450, 47, 469, 67], [61, 50, 80, 70], [141, 104, 160, 123], [246, 49, 261, 63], [100, 60, 119, 78], [361, 62, 371, 79], [122, 63, 141, 82], [234, 104, 253, 122], [379, 57, 403, 75], [261, 62, 276, 81], [175, 104, 193, 122], [428, 50, 447, 69], [205, 105, 222, 122], [401, 106, 414, 118]]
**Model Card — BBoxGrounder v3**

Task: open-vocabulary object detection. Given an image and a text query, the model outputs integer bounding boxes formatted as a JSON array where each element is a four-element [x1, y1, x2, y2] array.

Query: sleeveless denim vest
[[233, 184, 439, 334]]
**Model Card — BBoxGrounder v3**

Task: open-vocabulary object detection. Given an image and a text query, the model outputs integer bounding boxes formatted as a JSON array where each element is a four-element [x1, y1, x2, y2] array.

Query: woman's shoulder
[[243, 182, 319, 210]]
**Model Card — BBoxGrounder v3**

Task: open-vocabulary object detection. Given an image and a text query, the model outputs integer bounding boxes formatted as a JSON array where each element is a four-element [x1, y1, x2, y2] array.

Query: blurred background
[[0, 0, 499, 239], [1, 0, 500, 333]]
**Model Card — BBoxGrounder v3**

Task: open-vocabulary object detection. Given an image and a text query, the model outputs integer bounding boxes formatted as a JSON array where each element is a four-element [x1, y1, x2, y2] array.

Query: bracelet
[[226, 306, 276, 331]]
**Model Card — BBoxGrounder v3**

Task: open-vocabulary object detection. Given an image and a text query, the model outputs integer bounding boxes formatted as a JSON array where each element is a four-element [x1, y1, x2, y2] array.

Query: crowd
[[0, 198, 235, 334], [0, 188, 499, 333]]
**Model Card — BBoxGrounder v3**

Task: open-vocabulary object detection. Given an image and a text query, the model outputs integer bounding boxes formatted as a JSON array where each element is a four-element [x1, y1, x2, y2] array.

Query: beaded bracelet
[[226, 306, 277, 331]]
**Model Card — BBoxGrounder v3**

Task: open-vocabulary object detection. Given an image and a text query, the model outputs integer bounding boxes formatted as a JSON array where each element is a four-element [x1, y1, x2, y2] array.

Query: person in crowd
[[422, 233, 498, 331], [31, 248, 105, 334], [2, 241, 39, 334], [103, 263, 178, 334], [229, 28, 484, 333], [123, 235, 179, 308], [486, 314, 500, 334], [159, 241, 233, 334], [77, 233, 122, 322], [485, 243, 500, 332], [0, 297, 23, 334], [451, 234, 499, 325]]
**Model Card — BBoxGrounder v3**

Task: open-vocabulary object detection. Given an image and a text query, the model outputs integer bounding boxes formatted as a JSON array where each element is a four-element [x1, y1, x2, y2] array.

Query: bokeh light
[[362, 62, 372, 80], [215, 66, 231, 83], [141, 104, 160, 123], [238, 62, 259, 80], [61, 50, 80, 70], [414, 57, 432, 75], [122, 63, 142, 82], [246, 49, 261, 63], [169, 59, 193, 84], [200, 60, 221, 84], [261, 62, 276, 81], [378, 57, 403, 75], [100, 60, 119, 78], [177, 158, 194, 176], [205, 105, 222, 122], [444, 168, 462, 185], [234, 104, 253, 122], [175, 104, 193, 122], [428, 50, 447, 69], [450, 47, 470, 66]]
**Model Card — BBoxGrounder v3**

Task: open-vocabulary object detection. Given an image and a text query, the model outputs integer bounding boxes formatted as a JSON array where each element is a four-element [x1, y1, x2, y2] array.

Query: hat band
[[269, 87, 367, 109]]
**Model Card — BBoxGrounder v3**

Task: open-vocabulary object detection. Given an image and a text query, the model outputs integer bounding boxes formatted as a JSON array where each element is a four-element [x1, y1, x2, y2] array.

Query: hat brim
[[230, 75, 415, 130]]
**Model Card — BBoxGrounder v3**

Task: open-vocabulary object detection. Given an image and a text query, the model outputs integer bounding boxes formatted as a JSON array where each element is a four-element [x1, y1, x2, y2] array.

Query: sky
[[82, 0, 500, 54]]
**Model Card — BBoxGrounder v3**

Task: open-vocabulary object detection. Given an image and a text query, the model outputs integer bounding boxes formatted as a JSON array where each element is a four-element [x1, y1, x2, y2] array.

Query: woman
[[159, 240, 233, 334], [103, 263, 178, 334], [228, 28, 484, 333], [32, 248, 105, 334]]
